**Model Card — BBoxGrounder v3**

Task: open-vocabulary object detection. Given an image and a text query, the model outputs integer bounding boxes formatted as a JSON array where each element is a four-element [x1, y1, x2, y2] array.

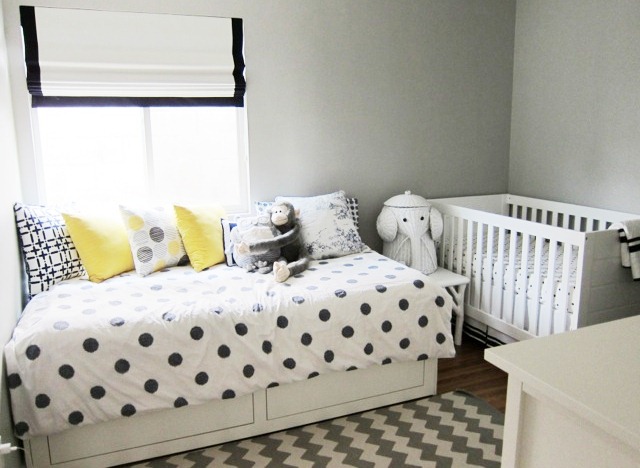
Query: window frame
[[29, 105, 251, 213]]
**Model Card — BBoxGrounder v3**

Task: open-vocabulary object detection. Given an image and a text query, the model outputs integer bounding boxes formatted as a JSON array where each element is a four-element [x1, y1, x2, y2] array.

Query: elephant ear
[[376, 207, 398, 242], [429, 207, 444, 240]]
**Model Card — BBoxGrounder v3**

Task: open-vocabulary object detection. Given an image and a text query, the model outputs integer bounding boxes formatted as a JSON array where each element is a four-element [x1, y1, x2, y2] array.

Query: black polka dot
[[145, 379, 158, 393], [7, 373, 21, 389], [218, 345, 231, 358], [364, 343, 374, 355], [26, 345, 40, 360], [243, 365, 255, 378], [413, 279, 425, 289], [418, 354, 429, 361], [436, 333, 446, 344], [283, 358, 296, 369], [382, 357, 392, 365], [138, 333, 154, 347], [110, 317, 125, 327], [347, 366, 358, 371], [59, 364, 75, 379], [35, 394, 50, 409], [399, 338, 411, 349], [149, 226, 165, 243], [163, 312, 176, 321], [342, 326, 354, 338], [319, 309, 331, 321], [297, 331, 312, 346], [375, 285, 387, 293], [418, 316, 429, 327], [267, 382, 279, 388], [190, 326, 204, 340], [360, 303, 371, 315], [68, 411, 84, 425], [174, 397, 188, 408], [381, 321, 393, 333], [435, 296, 446, 307], [262, 340, 272, 354], [195, 372, 209, 385], [222, 389, 236, 399], [114, 359, 130, 374], [121, 404, 136, 417], [168, 353, 183, 366], [335, 289, 347, 298], [235, 323, 248, 336], [91, 386, 106, 399], [277, 316, 289, 328], [308, 372, 320, 379], [14, 422, 29, 437], [324, 350, 334, 363], [399, 299, 409, 310], [292, 296, 305, 304], [83, 337, 99, 353]]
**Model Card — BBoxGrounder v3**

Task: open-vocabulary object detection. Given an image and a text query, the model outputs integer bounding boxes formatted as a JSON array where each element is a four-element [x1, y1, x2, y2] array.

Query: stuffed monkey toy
[[236, 201, 309, 282]]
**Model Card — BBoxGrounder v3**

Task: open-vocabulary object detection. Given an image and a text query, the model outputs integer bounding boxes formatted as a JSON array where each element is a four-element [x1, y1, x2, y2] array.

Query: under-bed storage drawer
[[266, 360, 429, 420], [41, 393, 254, 465]]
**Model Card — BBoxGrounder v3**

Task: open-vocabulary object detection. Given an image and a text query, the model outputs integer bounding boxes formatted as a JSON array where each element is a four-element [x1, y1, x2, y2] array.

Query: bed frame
[[429, 194, 640, 342], [23, 359, 438, 467]]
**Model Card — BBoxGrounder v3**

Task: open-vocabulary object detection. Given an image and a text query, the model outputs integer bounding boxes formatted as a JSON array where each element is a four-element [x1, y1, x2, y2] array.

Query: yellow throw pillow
[[62, 211, 134, 282], [174, 204, 226, 272]]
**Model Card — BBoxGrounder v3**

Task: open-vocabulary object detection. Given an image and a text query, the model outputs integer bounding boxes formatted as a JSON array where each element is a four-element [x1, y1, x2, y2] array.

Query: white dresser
[[485, 315, 640, 468]]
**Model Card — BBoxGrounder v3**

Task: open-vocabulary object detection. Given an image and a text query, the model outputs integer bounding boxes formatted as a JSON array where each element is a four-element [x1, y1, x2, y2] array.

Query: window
[[34, 106, 249, 212]]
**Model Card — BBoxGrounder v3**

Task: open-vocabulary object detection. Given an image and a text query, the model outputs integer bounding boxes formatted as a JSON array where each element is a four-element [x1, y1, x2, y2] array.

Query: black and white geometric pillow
[[14, 203, 85, 298]]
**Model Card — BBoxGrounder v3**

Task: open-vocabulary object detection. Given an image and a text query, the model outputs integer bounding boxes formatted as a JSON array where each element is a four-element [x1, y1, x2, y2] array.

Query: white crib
[[429, 194, 640, 343]]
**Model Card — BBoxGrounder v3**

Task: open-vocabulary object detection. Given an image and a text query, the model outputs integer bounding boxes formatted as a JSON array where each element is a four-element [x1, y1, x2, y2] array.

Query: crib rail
[[431, 201, 586, 339], [506, 194, 636, 232]]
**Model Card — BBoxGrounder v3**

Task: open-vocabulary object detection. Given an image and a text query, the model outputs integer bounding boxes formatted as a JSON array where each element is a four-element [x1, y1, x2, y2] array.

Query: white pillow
[[120, 205, 188, 276], [275, 191, 367, 260]]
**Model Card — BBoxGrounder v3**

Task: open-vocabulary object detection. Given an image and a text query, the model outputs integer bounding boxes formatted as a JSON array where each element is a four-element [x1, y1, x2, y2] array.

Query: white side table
[[428, 267, 469, 346]]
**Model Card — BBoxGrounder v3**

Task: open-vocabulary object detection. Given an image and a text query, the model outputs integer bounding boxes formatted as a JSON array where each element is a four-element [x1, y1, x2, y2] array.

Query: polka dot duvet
[[5, 251, 454, 439]]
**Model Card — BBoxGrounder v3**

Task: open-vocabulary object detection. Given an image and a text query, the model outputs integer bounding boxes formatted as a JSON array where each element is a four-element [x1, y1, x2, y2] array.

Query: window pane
[[149, 107, 244, 206], [37, 107, 147, 205]]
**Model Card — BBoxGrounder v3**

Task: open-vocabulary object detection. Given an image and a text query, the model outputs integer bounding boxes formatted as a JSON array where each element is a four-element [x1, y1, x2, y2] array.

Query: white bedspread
[[5, 251, 454, 439]]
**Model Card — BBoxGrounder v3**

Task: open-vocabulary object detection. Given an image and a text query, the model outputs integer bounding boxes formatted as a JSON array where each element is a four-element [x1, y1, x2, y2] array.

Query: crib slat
[[471, 222, 484, 308], [481, 225, 494, 314], [553, 244, 573, 333], [455, 217, 465, 275], [503, 230, 518, 325], [513, 233, 529, 329], [539, 240, 557, 336], [465, 220, 474, 304], [491, 227, 506, 318], [527, 236, 544, 336]]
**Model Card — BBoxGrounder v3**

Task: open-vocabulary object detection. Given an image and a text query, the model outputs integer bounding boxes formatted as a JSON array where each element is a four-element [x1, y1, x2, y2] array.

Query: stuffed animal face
[[270, 201, 299, 228]]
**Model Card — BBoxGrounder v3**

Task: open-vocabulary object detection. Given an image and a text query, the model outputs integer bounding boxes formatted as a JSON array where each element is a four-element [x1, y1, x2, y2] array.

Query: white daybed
[[7, 195, 455, 468], [429, 194, 640, 343]]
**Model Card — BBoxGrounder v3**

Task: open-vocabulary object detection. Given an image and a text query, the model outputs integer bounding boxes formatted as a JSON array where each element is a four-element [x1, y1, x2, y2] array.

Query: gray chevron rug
[[129, 390, 503, 467]]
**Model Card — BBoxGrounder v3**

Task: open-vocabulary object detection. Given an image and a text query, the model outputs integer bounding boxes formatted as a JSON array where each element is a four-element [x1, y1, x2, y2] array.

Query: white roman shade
[[19, 6, 246, 106]]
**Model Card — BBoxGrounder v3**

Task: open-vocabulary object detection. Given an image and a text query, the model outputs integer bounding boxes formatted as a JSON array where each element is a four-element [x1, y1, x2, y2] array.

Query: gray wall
[[509, 0, 640, 214], [0, 3, 25, 465], [243, 0, 516, 248]]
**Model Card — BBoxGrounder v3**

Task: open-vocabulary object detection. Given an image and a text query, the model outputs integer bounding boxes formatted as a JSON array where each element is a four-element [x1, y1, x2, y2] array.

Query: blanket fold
[[611, 220, 640, 280]]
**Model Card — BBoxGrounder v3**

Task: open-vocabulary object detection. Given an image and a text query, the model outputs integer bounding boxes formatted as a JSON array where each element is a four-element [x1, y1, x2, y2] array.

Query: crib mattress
[[5, 251, 454, 439]]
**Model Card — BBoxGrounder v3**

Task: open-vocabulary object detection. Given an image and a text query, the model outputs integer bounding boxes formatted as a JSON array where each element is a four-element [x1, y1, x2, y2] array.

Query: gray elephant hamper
[[376, 191, 443, 275]]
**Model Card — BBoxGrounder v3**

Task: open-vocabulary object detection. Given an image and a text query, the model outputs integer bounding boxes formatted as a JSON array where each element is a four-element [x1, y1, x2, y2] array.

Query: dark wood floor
[[437, 337, 508, 413]]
